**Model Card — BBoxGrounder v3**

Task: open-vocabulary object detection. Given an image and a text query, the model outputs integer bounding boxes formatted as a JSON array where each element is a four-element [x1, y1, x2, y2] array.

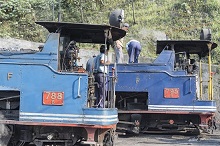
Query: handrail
[[199, 59, 202, 100], [77, 76, 82, 98], [207, 43, 213, 100], [189, 77, 192, 93]]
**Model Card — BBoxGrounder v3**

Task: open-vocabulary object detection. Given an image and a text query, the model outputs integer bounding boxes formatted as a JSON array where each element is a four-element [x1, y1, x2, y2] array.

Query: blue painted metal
[[0, 33, 59, 70], [0, 26, 121, 126], [153, 50, 175, 71], [109, 49, 217, 113], [0, 56, 116, 125]]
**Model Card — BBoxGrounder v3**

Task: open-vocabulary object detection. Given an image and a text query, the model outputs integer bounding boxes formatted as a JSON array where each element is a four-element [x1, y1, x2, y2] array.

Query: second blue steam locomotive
[[110, 32, 217, 134]]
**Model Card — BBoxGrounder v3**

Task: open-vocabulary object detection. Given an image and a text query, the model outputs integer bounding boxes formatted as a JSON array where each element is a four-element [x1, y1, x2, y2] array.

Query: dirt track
[[115, 130, 220, 146], [116, 133, 220, 146]]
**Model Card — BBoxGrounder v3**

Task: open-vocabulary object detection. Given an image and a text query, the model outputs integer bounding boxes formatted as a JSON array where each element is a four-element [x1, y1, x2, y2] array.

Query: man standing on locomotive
[[93, 45, 110, 108], [114, 23, 129, 63]]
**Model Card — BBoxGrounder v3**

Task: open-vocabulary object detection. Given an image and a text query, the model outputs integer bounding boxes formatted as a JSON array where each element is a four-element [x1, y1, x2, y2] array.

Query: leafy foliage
[[0, 0, 220, 63]]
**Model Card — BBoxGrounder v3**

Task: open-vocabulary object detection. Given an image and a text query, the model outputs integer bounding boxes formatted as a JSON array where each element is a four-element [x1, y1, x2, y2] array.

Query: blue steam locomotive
[[110, 32, 217, 134], [0, 22, 125, 146]]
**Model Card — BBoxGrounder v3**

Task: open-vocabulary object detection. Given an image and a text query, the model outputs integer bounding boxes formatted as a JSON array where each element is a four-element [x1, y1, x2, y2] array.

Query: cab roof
[[156, 40, 218, 57], [36, 21, 126, 44]]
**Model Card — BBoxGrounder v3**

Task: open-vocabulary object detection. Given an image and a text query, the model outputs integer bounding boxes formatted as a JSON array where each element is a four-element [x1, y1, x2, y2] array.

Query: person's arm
[[100, 54, 110, 65], [100, 60, 110, 65], [126, 41, 131, 51], [116, 40, 122, 48]]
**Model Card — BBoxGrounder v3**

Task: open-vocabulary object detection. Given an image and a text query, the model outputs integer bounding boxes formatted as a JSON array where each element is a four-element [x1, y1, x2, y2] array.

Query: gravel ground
[[116, 133, 220, 146], [115, 130, 220, 146]]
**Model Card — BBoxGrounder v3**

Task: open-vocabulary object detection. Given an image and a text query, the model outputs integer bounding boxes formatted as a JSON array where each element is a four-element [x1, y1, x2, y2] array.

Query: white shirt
[[94, 53, 108, 74]]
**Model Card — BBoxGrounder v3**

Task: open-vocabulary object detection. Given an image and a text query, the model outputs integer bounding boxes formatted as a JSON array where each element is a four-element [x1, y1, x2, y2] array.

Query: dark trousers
[[127, 41, 141, 63], [94, 73, 107, 108]]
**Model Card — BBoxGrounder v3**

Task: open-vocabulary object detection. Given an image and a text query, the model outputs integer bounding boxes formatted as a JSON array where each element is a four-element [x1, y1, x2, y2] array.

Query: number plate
[[164, 88, 179, 98], [43, 91, 64, 105]]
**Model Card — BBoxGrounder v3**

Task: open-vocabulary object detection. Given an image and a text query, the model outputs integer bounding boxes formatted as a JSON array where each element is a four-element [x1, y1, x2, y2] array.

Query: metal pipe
[[77, 76, 82, 98], [207, 43, 212, 100], [0, 95, 19, 101], [199, 58, 202, 100]]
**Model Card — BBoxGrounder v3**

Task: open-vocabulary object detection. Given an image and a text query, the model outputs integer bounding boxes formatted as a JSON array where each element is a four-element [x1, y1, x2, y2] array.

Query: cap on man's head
[[69, 40, 76, 45], [123, 23, 129, 28]]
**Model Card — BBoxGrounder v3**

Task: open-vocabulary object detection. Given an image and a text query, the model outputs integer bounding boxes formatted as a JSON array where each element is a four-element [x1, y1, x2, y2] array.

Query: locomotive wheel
[[103, 131, 114, 146]]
